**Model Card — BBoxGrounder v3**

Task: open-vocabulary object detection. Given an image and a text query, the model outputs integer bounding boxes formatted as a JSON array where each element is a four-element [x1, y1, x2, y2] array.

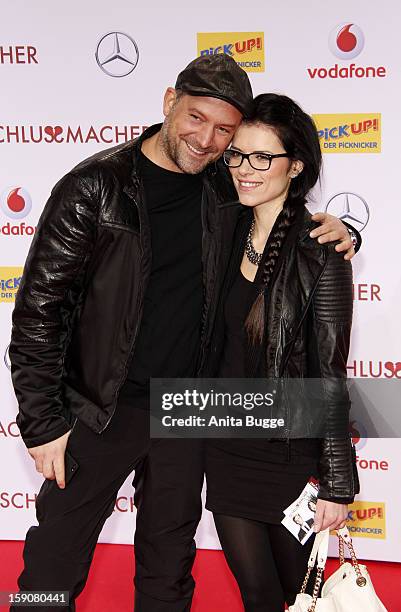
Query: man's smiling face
[[160, 88, 243, 174]]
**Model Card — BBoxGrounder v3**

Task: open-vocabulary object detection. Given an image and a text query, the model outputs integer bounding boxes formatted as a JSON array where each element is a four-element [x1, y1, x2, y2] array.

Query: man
[[9, 54, 357, 611], [293, 514, 315, 543]]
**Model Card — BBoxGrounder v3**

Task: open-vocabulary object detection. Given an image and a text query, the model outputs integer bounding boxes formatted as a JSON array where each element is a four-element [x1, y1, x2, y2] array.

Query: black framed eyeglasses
[[223, 149, 290, 171]]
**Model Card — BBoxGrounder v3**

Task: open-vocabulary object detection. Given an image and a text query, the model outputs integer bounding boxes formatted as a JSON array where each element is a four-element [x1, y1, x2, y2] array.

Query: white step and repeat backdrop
[[1, 0, 400, 562]]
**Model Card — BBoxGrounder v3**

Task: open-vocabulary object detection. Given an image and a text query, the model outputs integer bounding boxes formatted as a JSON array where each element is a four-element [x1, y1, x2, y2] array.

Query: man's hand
[[310, 212, 355, 261], [313, 499, 348, 533], [28, 430, 71, 489]]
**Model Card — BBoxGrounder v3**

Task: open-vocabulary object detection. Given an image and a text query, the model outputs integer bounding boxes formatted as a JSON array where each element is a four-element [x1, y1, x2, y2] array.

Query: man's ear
[[163, 87, 179, 117]]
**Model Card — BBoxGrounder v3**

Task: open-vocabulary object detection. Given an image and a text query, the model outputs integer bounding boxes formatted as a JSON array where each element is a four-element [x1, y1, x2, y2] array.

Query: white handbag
[[288, 526, 388, 612]]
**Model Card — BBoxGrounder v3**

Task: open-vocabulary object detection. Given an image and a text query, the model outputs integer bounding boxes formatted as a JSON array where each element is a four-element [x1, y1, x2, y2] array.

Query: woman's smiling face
[[229, 123, 299, 210]]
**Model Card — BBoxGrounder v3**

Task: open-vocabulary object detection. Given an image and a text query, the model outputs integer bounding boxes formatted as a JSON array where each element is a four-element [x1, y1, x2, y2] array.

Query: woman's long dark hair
[[244, 93, 322, 344]]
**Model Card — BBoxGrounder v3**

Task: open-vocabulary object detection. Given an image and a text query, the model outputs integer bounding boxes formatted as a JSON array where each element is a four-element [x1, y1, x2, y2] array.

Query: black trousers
[[13, 402, 204, 611]]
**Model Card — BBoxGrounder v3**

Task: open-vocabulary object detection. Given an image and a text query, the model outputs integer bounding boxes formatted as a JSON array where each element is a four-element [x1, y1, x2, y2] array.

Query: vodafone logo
[[307, 24, 386, 79], [349, 420, 368, 451], [329, 23, 365, 60], [0, 187, 32, 220], [356, 454, 389, 472], [0, 187, 36, 236]]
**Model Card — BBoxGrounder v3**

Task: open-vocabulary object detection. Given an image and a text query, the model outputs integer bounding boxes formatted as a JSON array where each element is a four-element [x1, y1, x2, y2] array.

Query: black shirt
[[211, 267, 320, 461], [119, 152, 203, 406], [219, 271, 256, 378]]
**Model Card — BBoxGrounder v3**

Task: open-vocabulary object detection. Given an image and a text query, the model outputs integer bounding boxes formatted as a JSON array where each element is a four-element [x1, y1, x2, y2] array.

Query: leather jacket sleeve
[[9, 172, 98, 448], [311, 244, 360, 504]]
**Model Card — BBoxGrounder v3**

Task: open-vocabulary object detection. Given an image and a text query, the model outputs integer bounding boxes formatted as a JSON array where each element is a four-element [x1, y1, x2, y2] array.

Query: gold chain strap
[[300, 565, 313, 594], [339, 533, 345, 564], [301, 529, 367, 612], [338, 533, 367, 587], [307, 567, 324, 612]]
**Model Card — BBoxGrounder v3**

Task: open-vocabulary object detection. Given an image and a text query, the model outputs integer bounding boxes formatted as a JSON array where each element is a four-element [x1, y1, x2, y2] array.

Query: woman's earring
[[291, 163, 303, 178]]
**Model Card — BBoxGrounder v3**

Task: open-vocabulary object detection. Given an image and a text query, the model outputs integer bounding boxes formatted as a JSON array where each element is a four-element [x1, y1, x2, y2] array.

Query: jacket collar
[[128, 123, 163, 192]]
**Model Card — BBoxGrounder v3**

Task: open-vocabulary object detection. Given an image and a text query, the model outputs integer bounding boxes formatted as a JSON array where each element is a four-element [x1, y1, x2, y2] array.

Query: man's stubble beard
[[160, 116, 214, 175]]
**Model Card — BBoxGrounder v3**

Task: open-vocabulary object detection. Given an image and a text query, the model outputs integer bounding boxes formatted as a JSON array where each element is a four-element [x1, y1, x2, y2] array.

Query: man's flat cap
[[175, 54, 253, 118]]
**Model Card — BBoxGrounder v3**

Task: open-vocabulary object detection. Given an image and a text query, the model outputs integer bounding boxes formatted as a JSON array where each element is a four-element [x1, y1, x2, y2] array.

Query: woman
[[204, 94, 359, 611]]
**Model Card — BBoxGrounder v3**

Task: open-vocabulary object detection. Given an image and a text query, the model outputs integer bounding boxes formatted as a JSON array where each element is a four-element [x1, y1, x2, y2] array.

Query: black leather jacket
[[9, 123, 359, 503], [204, 206, 360, 504], [9, 124, 239, 448]]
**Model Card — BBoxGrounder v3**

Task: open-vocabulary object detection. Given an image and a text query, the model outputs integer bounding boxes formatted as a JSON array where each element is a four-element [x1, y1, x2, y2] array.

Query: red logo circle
[[1, 187, 32, 219]]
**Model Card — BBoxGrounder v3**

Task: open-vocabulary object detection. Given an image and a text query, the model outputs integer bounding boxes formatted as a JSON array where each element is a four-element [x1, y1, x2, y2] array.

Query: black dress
[[205, 270, 320, 524]]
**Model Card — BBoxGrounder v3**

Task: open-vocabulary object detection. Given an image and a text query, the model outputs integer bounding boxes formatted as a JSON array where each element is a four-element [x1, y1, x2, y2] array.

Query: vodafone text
[[307, 64, 386, 79]]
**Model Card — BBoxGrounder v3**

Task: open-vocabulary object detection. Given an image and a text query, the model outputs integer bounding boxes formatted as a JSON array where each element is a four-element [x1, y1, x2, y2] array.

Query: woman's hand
[[313, 499, 348, 532]]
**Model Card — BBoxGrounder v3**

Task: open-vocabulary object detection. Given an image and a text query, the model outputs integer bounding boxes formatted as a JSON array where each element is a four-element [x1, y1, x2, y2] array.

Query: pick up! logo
[[346, 501, 386, 539], [197, 32, 265, 72], [312, 114, 381, 153], [0, 267, 23, 302]]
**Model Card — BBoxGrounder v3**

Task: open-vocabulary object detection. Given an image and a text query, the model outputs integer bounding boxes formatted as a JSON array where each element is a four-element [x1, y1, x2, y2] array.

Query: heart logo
[[384, 361, 401, 377], [44, 126, 63, 141]]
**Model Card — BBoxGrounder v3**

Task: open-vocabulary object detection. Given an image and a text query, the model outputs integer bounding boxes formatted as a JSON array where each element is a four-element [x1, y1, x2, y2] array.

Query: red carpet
[[1, 541, 400, 610]]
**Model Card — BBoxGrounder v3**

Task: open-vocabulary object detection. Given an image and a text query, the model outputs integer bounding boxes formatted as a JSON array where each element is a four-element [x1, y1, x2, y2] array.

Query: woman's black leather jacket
[[203, 206, 360, 504]]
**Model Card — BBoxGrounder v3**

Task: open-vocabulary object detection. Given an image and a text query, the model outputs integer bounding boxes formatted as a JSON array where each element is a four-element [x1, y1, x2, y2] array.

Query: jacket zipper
[[278, 257, 328, 378], [197, 180, 228, 376], [98, 196, 146, 433], [196, 185, 211, 375]]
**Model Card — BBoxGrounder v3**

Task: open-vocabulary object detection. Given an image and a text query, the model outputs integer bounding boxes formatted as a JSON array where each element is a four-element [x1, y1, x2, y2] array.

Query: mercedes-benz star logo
[[325, 192, 370, 231], [4, 343, 11, 371], [96, 32, 139, 78]]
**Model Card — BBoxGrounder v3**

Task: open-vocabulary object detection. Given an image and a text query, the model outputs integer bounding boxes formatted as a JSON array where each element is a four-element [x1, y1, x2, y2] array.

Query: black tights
[[214, 514, 318, 612]]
